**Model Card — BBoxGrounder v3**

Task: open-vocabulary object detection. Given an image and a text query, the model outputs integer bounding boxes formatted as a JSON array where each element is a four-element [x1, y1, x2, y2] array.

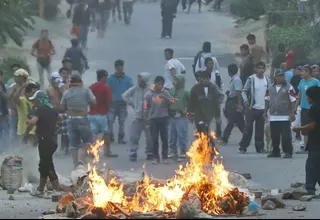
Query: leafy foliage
[[229, 0, 265, 20], [0, 56, 31, 82], [27, 0, 61, 21], [0, 0, 35, 47]]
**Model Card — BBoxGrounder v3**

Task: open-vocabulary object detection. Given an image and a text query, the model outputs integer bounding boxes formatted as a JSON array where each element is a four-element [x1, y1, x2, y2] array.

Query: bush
[[27, 0, 61, 20], [0, 56, 31, 82], [267, 25, 320, 62], [230, 0, 265, 20]]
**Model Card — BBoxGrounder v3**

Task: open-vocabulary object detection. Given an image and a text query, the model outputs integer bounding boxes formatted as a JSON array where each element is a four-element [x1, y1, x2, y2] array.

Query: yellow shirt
[[17, 97, 36, 135]]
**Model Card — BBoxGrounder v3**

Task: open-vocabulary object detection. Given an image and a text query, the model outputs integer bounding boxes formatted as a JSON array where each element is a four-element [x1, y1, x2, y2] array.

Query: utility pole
[[39, 0, 45, 18]]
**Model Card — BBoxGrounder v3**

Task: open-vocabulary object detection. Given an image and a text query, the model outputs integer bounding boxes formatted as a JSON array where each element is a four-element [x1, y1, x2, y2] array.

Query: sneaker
[[267, 152, 281, 158], [152, 159, 159, 165], [146, 155, 153, 161], [30, 189, 44, 198], [239, 149, 246, 154], [165, 35, 171, 39], [283, 153, 292, 159], [163, 159, 169, 164], [168, 152, 178, 159], [129, 153, 137, 162]]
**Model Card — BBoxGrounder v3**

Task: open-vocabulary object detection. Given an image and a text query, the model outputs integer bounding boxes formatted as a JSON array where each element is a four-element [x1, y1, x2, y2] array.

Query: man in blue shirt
[[296, 65, 320, 153], [107, 60, 133, 144]]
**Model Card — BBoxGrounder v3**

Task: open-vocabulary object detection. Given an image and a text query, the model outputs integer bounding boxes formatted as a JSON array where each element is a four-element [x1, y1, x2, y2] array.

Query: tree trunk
[[39, 0, 45, 18]]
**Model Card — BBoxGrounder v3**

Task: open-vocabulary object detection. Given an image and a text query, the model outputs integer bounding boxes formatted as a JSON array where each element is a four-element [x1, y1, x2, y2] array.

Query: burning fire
[[86, 132, 249, 215]]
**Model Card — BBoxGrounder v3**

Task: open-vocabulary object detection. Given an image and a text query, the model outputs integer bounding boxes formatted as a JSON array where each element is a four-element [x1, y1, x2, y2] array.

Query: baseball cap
[[311, 64, 319, 69], [274, 69, 285, 76], [28, 90, 48, 101]]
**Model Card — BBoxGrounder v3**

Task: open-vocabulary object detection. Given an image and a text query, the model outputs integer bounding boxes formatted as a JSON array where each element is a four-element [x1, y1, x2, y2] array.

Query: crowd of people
[[1, 1, 320, 199]]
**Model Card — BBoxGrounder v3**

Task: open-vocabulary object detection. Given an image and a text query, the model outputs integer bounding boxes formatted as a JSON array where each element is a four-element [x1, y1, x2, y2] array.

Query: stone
[[290, 182, 304, 188], [240, 173, 252, 180], [242, 207, 259, 216], [8, 195, 14, 201], [292, 203, 307, 211], [42, 210, 56, 215], [228, 172, 249, 188], [281, 189, 293, 200], [252, 191, 263, 199], [292, 188, 309, 200], [261, 195, 286, 208], [262, 200, 276, 210], [175, 197, 202, 219], [300, 195, 313, 202], [7, 188, 15, 194]]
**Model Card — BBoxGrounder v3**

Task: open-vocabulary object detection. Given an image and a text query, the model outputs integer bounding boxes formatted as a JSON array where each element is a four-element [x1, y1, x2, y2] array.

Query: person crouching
[[168, 74, 189, 161], [24, 90, 62, 198], [265, 69, 296, 158]]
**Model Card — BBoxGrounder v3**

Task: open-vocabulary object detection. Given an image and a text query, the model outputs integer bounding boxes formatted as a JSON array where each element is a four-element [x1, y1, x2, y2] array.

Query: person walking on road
[[239, 44, 254, 85], [161, 0, 177, 39], [72, 0, 90, 49], [239, 61, 270, 154], [107, 60, 133, 144], [188, 0, 202, 13], [91, 0, 112, 37], [221, 64, 245, 144], [112, 0, 122, 22], [265, 69, 296, 159], [64, 39, 89, 75], [122, 0, 134, 25], [89, 69, 118, 158], [122, 72, 153, 162], [194, 42, 220, 74], [31, 29, 56, 89]]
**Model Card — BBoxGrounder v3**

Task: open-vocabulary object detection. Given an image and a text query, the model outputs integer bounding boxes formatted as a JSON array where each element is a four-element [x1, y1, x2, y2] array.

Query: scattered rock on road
[[240, 173, 252, 180], [282, 189, 293, 200], [262, 200, 276, 210], [292, 188, 309, 200], [8, 195, 14, 200], [290, 182, 305, 188], [261, 195, 286, 208], [292, 203, 307, 211], [228, 172, 249, 188], [300, 195, 313, 202]]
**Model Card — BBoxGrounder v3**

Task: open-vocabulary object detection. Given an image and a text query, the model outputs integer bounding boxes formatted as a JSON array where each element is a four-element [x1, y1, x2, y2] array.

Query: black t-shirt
[[35, 106, 58, 138], [307, 104, 320, 151], [271, 52, 286, 69], [290, 74, 302, 95]]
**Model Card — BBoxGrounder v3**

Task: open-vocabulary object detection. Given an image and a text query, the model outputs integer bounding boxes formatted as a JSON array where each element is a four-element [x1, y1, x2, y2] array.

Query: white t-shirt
[[252, 75, 268, 110], [164, 58, 186, 89]]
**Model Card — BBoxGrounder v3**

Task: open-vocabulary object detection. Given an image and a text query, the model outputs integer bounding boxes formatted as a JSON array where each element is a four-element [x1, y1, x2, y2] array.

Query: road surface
[[0, 2, 318, 219]]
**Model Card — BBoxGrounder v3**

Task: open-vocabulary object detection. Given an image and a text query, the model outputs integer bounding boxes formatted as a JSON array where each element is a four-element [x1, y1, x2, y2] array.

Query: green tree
[[0, 0, 35, 47]]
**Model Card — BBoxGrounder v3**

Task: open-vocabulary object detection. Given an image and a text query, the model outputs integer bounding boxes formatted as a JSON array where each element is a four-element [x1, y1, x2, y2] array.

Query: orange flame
[[86, 131, 249, 215]]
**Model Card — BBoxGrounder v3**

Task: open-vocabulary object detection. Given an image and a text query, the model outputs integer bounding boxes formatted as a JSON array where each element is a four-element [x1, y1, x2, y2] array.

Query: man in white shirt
[[239, 61, 270, 154], [163, 48, 186, 90]]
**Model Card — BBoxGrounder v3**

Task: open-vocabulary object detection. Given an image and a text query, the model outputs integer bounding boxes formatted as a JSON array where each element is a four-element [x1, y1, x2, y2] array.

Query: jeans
[[94, 10, 111, 31], [108, 102, 128, 141], [123, 1, 133, 25], [78, 24, 89, 47], [168, 117, 188, 154], [222, 99, 245, 141], [112, 0, 122, 20], [292, 106, 304, 146], [0, 115, 10, 151], [36, 62, 52, 89], [67, 116, 93, 149], [270, 121, 293, 154], [9, 111, 18, 141], [129, 118, 152, 156], [305, 150, 320, 191], [239, 108, 265, 151], [161, 15, 173, 38], [149, 117, 169, 160], [38, 136, 58, 181]]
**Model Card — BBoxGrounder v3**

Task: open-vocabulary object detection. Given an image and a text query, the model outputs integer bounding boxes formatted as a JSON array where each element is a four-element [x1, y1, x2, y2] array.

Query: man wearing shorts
[[61, 73, 96, 168], [89, 69, 117, 158], [296, 65, 320, 153]]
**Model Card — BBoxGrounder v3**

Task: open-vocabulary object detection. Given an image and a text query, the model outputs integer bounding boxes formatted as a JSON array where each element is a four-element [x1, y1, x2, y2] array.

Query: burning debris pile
[[54, 133, 251, 219]]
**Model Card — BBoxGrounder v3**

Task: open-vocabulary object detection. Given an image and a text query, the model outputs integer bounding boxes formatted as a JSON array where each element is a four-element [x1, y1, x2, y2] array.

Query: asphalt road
[[0, 2, 318, 219]]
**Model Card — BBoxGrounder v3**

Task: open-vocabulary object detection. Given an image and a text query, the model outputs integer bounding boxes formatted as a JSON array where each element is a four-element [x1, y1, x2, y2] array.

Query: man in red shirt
[[89, 69, 117, 158]]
